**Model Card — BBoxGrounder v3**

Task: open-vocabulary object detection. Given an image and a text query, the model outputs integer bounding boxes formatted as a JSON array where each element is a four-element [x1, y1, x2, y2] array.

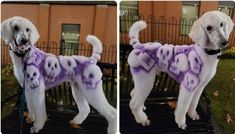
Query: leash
[[19, 61, 27, 134], [17, 49, 30, 134]]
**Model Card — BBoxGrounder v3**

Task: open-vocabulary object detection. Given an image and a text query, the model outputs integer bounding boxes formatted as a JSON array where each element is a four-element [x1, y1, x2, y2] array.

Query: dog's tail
[[86, 35, 102, 63], [129, 20, 147, 48]]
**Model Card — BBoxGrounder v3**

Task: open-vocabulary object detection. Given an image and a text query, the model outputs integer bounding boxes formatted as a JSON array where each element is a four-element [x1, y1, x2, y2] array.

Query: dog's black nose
[[221, 40, 228, 46], [21, 38, 28, 45]]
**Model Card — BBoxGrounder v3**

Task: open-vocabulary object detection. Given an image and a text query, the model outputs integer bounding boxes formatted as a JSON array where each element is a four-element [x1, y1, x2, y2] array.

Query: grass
[[205, 59, 235, 133], [1, 76, 19, 118]]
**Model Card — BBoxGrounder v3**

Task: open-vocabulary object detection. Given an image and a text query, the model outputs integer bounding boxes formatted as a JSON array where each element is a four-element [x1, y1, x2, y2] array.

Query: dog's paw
[[178, 123, 187, 130], [188, 112, 200, 120], [140, 119, 151, 126], [142, 105, 146, 111], [69, 119, 77, 125], [26, 117, 35, 124], [175, 114, 187, 130], [30, 126, 39, 133]]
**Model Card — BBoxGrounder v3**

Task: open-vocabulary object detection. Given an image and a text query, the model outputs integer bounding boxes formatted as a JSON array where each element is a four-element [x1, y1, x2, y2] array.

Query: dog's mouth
[[13, 38, 30, 53]]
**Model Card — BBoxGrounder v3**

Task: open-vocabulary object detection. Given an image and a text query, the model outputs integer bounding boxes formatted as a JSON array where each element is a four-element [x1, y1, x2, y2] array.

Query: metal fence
[[120, 14, 235, 47], [1, 41, 117, 66]]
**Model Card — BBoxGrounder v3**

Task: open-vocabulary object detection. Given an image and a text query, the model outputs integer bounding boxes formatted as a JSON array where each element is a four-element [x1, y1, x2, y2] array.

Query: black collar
[[9, 47, 31, 57], [203, 48, 221, 55]]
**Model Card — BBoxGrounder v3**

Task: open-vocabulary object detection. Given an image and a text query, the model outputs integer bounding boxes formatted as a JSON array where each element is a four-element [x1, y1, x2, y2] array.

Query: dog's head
[[189, 11, 234, 49], [1, 16, 39, 53]]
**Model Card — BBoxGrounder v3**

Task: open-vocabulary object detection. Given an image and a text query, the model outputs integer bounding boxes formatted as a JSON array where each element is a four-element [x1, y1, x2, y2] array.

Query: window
[[180, 1, 200, 35], [218, 1, 234, 18], [61, 24, 80, 55], [120, 1, 138, 32]]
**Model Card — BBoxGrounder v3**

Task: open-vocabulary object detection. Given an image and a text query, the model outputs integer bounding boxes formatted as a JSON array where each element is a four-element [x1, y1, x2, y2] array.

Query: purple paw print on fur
[[26, 65, 40, 89], [182, 72, 199, 92], [139, 52, 155, 71]]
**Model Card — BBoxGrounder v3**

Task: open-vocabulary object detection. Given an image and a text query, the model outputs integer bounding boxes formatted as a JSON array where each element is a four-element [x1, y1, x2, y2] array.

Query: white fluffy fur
[[86, 35, 102, 62], [1, 16, 116, 134], [128, 11, 234, 129]]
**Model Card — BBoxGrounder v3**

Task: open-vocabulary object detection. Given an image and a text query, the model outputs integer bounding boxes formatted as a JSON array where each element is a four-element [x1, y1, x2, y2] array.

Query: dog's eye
[[26, 28, 30, 32], [206, 25, 213, 31], [33, 72, 36, 76], [13, 25, 19, 31], [220, 22, 223, 27]]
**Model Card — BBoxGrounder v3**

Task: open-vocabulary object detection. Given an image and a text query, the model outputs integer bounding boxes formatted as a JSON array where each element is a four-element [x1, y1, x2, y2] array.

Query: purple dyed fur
[[131, 44, 203, 92], [24, 46, 100, 90]]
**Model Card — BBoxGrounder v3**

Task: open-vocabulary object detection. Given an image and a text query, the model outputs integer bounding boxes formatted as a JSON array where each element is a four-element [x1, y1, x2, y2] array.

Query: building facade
[[1, 2, 117, 65], [120, 1, 235, 47], [1, 2, 117, 48]]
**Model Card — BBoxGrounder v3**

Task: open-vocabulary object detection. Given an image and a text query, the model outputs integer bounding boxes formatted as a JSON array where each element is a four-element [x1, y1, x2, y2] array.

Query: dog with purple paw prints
[[128, 11, 234, 129], [1, 16, 116, 134]]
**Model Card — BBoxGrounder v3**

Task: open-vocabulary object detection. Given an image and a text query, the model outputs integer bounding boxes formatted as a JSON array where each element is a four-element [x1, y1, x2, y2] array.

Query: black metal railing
[[1, 41, 117, 66], [120, 14, 235, 47]]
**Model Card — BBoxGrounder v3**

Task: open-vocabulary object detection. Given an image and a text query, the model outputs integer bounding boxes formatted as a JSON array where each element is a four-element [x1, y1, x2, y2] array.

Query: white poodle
[[128, 11, 234, 129], [1, 16, 116, 134]]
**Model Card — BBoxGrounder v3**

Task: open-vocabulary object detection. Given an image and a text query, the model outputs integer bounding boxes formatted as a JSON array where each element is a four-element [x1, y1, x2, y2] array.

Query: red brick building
[[1, 1, 117, 65], [120, 1, 235, 46]]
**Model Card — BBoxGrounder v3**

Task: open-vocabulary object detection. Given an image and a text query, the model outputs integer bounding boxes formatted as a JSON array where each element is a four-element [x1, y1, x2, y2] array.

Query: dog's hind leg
[[79, 82, 117, 134], [69, 84, 90, 125], [129, 69, 157, 126], [30, 82, 47, 133], [174, 85, 196, 130]]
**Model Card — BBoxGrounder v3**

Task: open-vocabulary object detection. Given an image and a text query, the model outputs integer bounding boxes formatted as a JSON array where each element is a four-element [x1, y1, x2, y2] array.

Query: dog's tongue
[[18, 45, 27, 52]]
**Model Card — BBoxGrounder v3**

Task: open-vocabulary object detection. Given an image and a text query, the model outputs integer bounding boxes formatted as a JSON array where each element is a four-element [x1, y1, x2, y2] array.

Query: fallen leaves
[[168, 100, 177, 109], [225, 113, 233, 124], [23, 112, 29, 117], [70, 123, 82, 129], [213, 90, 219, 97], [232, 78, 235, 81]]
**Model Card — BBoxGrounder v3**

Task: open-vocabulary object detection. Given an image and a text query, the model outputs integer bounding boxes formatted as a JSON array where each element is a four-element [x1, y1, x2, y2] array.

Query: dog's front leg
[[187, 85, 205, 121], [187, 83, 209, 120], [174, 85, 196, 129], [25, 87, 35, 124], [30, 84, 47, 133], [188, 70, 216, 120]]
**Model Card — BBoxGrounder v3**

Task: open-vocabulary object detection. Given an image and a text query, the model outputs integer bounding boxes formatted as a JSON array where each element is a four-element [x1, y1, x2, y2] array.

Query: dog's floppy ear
[[28, 19, 40, 45], [188, 17, 207, 46], [222, 12, 234, 39], [1, 18, 13, 44]]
